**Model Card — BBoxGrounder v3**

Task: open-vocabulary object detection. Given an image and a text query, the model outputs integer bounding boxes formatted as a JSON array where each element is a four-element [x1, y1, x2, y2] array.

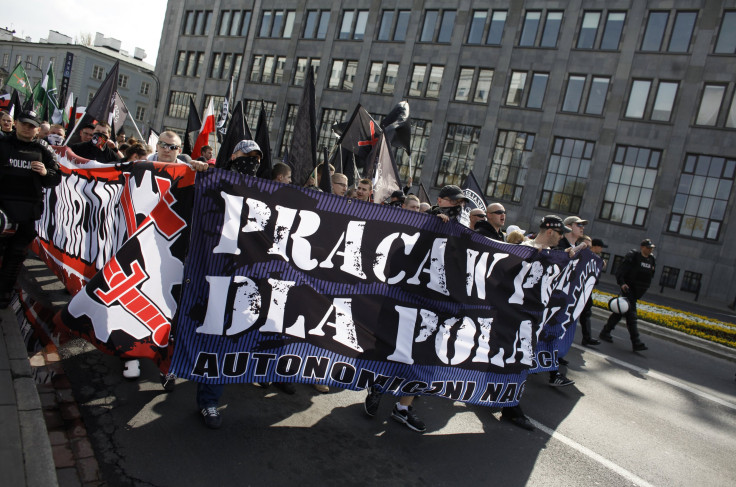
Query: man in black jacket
[[599, 239, 656, 351], [69, 122, 122, 162], [0, 110, 61, 307]]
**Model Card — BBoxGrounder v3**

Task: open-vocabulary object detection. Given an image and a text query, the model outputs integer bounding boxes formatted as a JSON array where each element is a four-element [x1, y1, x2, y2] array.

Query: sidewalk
[[0, 300, 57, 487]]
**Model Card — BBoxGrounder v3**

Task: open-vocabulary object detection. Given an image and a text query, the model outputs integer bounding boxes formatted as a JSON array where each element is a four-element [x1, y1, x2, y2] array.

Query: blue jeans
[[196, 383, 224, 409]]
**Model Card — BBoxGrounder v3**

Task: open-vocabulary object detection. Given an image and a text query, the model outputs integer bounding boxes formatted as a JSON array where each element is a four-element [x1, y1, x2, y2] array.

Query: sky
[[3, 2, 168, 66]]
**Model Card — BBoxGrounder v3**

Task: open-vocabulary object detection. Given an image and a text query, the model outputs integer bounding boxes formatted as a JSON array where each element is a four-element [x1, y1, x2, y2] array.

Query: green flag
[[32, 79, 44, 114], [42, 62, 59, 117], [5, 62, 33, 99]]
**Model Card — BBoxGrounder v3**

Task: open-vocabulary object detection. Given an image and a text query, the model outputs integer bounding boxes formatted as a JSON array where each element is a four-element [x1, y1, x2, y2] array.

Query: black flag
[[215, 100, 245, 168], [319, 148, 333, 193], [340, 104, 382, 165], [183, 96, 201, 156], [65, 61, 119, 144], [418, 183, 431, 205], [255, 101, 273, 179], [9, 90, 22, 117], [216, 76, 233, 143], [461, 170, 488, 212], [287, 67, 318, 186], [380, 101, 412, 154]]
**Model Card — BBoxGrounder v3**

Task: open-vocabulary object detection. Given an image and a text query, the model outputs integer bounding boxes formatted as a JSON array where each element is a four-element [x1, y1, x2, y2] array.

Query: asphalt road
[[57, 314, 736, 487]]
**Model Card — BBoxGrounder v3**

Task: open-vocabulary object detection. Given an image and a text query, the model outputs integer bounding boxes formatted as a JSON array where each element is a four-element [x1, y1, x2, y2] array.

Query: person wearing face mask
[[69, 122, 122, 162], [45, 124, 66, 146], [226, 139, 262, 176], [427, 185, 468, 222]]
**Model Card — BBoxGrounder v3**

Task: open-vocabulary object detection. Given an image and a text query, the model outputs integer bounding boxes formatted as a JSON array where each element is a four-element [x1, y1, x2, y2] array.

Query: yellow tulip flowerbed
[[592, 290, 736, 349]]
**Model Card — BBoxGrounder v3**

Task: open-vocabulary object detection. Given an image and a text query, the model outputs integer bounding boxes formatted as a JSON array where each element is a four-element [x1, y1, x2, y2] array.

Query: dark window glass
[[540, 11, 562, 47], [395, 11, 410, 41], [304, 11, 318, 39], [526, 73, 548, 108], [260, 12, 272, 37], [486, 10, 506, 44], [438, 10, 456, 42], [378, 11, 393, 40], [240, 12, 251, 37], [668, 11, 697, 52], [202, 11, 212, 35], [468, 11, 487, 44], [520, 11, 541, 46], [339, 11, 354, 39], [219, 11, 231, 36], [585, 77, 610, 115], [421, 10, 438, 42], [194, 11, 204, 35], [714, 11, 736, 54], [317, 12, 330, 39], [354, 11, 369, 40], [230, 11, 242, 36], [600, 12, 625, 50], [641, 12, 668, 51], [271, 11, 284, 37], [183, 11, 194, 35], [651, 82, 678, 121], [577, 12, 600, 49], [562, 75, 586, 112]]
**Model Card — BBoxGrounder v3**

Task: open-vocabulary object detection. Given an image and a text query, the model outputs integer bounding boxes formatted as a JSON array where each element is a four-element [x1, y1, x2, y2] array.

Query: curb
[[591, 307, 736, 363], [0, 303, 59, 487]]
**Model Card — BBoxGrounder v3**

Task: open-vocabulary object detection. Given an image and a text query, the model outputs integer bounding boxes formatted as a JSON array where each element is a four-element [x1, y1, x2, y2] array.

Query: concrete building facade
[[151, 0, 736, 306], [0, 30, 156, 138]]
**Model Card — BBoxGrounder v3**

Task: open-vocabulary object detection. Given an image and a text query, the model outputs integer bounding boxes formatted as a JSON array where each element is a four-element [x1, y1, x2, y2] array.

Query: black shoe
[[502, 412, 535, 431], [633, 342, 648, 351], [391, 405, 426, 432], [200, 406, 222, 429], [274, 382, 296, 394], [582, 338, 601, 346], [557, 357, 569, 366], [598, 331, 613, 343], [364, 385, 382, 417], [160, 372, 176, 392], [549, 372, 575, 387]]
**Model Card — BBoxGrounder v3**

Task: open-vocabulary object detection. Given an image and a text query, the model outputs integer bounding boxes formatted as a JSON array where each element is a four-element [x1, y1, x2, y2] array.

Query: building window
[[467, 10, 487, 44], [140, 81, 150, 96], [526, 72, 549, 109], [261, 56, 275, 83], [118, 74, 128, 88], [92, 65, 104, 80], [407, 65, 444, 99], [454, 68, 494, 104], [37, 56, 44, 69], [540, 11, 563, 47], [562, 75, 611, 114], [577, 11, 626, 50], [519, 10, 563, 48], [328, 60, 344, 89], [435, 124, 481, 187], [382, 63, 399, 94], [506, 71, 527, 106], [293, 58, 320, 86], [303, 10, 330, 39], [540, 137, 595, 213], [669, 154, 735, 240], [135, 106, 146, 122], [695, 84, 726, 126], [250, 55, 263, 82], [486, 130, 535, 202], [396, 119, 432, 182], [651, 81, 678, 121], [487, 10, 507, 45], [244, 99, 276, 132], [420, 9, 456, 43], [167, 91, 194, 118], [625, 80, 651, 119], [378, 10, 410, 41], [600, 145, 661, 226], [317, 109, 347, 162], [182, 10, 212, 36], [519, 11, 541, 46], [641, 10, 696, 53], [2, 53, 9, 68], [714, 11, 736, 54], [273, 56, 286, 85], [366, 62, 383, 93], [659, 266, 680, 289], [342, 60, 358, 91], [680, 271, 702, 293], [259, 10, 295, 38], [279, 104, 299, 156], [177, 51, 204, 78], [726, 94, 736, 128], [218, 10, 251, 37], [586, 77, 611, 115], [338, 10, 369, 40]]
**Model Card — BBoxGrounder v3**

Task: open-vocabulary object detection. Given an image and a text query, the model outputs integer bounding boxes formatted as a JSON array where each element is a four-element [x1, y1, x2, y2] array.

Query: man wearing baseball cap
[[599, 239, 656, 351], [428, 184, 468, 222], [0, 109, 61, 307], [226, 139, 262, 176], [556, 216, 588, 250], [522, 215, 571, 250]]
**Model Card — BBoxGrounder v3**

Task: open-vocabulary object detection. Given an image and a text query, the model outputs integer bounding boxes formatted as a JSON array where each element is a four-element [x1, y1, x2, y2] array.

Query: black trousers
[[0, 220, 36, 293], [578, 297, 594, 341], [602, 294, 642, 344]]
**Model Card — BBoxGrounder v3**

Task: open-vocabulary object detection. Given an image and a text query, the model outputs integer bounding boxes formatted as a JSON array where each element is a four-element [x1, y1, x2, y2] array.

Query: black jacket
[[70, 141, 121, 163], [616, 249, 656, 299], [475, 220, 505, 242], [0, 135, 61, 221]]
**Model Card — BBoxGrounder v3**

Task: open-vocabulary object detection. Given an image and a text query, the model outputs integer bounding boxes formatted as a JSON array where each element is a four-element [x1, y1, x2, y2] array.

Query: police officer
[[0, 109, 61, 307]]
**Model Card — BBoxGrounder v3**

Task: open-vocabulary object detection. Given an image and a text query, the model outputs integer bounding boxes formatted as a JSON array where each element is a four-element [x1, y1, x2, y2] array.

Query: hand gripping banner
[[170, 169, 601, 407]]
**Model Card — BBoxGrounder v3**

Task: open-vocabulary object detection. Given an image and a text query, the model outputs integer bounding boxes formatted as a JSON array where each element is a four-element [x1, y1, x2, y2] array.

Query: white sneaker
[[123, 359, 141, 379]]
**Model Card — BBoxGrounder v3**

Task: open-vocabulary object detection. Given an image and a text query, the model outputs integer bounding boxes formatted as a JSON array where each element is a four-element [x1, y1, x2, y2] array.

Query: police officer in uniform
[[0, 110, 61, 307]]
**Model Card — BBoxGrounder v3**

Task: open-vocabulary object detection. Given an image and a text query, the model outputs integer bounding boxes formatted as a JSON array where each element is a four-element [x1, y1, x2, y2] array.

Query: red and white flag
[[192, 99, 215, 159]]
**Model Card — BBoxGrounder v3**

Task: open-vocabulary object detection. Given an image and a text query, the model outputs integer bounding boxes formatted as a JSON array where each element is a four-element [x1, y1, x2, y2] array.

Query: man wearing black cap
[[599, 239, 656, 351], [69, 122, 122, 163], [0, 109, 61, 307], [428, 184, 468, 222]]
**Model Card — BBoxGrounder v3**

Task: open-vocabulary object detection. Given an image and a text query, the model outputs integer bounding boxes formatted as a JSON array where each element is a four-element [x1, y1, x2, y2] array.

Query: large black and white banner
[[170, 170, 600, 407]]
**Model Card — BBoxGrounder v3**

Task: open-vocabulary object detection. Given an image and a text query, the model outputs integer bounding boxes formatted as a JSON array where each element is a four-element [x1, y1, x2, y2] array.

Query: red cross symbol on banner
[[357, 121, 379, 147]]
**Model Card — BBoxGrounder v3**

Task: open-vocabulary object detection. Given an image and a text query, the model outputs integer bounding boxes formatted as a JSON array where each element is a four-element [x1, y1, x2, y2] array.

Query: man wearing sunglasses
[[476, 203, 507, 240], [149, 131, 209, 171], [69, 122, 122, 163]]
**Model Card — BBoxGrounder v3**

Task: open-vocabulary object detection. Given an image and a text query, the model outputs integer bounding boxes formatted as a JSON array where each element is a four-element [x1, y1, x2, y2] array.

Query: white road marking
[[530, 418, 656, 487], [571, 344, 736, 411]]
